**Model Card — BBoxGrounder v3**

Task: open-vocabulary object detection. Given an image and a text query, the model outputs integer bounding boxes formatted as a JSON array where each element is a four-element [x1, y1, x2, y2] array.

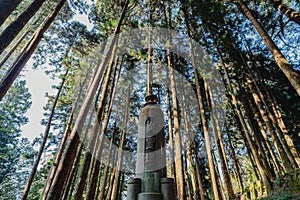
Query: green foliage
[[0, 80, 33, 199], [261, 192, 300, 200]]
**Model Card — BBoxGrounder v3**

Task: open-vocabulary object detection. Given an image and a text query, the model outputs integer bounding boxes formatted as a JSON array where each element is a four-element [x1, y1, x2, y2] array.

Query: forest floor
[[260, 168, 300, 200], [260, 192, 300, 200]]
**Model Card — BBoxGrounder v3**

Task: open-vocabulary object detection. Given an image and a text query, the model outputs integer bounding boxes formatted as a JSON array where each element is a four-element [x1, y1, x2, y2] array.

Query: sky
[[21, 63, 56, 141], [20, 11, 93, 141]]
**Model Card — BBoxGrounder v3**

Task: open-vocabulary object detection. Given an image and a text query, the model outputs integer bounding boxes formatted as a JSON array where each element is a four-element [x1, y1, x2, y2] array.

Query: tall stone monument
[[127, 95, 175, 200]]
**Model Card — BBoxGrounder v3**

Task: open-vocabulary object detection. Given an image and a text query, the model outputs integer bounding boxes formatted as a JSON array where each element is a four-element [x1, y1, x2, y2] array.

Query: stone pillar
[[127, 95, 175, 200], [136, 95, 166, 179], [126, 178, 141, 200], [161, 178, 175, 200]]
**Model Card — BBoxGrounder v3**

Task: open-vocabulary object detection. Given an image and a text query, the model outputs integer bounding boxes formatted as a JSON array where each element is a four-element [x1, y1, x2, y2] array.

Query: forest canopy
[[0, 0, 299, 199]]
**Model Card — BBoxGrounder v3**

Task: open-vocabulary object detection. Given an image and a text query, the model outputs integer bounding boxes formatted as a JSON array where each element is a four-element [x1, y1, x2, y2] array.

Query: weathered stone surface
[[138, 193, 163, 200], [126, 178, 141, 200], [161, 178, 175, 200], [136, 103, 166, 178], [142, 172, 160, 193]]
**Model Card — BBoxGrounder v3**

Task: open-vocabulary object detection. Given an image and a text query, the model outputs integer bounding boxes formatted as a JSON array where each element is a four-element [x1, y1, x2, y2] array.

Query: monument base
[[138, 193, 163, 200], [126, 177, 175, 200]]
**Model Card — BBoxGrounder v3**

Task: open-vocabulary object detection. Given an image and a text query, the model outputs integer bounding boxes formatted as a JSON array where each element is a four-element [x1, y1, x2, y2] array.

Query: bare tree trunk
[[193, 148, 205, 200], [221, 62, 273, 192], [42, 57, 91, 199], [246, 77, 294, 172], [245, 45, 300, 167], [226, 126, 244, 192], [105, 166, 116, 199], [98, 66, 121, 200], [0, 0, 46, 54], [182, 96, 198, 200], [184, 152, 192, 200], [240, 90, 276, 178], [180, 1, 221, 197], [0, 0, 67, 101], [61, 142, 85, 200], [163, 1, 176, 183], [111, 84, 130, 200], [206, 85, 235, 199], [73, 58, 115, 200], [245, 95, 283, 174], [269, 0, 300, 25], [169, 56, 186, 199], [166, 86, 175, 178], [99, 125, 116, 200], [22, 68, 68, 200], [236, 0, 300, 96], [146, 0, 154, 96], [60, 99, 97, 200], [86, 64, 120, 200], [45, 1, 129, 198], [0, 0, 23, 26], [268, 91, 300, 167], [0, 30, 29, 69]]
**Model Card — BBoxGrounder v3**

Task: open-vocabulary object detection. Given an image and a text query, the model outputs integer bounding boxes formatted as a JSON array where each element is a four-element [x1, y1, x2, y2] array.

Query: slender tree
[[45, 1, 130, 199], [236, 0, 300, 96], [0, 0, 46, 54], [0, 0, 67, 101], [268, 0, 300, 26], [0, 0, 23, 26]]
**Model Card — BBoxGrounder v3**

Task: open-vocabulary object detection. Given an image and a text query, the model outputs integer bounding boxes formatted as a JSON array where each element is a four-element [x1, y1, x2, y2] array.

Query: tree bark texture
[[0, 0, 23, 26], [236, 0, 300, 96], [0, 0, 46, 54]]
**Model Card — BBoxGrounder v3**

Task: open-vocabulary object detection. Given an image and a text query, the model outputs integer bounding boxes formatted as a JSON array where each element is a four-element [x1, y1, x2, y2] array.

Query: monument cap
[[145, 94, 158, 102]]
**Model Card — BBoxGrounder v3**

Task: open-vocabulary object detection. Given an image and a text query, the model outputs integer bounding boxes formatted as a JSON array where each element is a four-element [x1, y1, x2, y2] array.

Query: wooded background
[[0, 0, 299, 199]]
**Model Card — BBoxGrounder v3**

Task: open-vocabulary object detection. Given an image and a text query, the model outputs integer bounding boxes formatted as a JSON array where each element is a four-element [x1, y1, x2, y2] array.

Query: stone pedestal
[[127, 95, 175, 200], [138, 193, 163, 200], [161, 178, 175, 200], [136, 102, 166, 178], [127, 178, 141, 200]]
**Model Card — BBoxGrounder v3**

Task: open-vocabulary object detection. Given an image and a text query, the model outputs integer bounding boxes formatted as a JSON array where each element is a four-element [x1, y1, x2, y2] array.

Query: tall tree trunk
[[269, 0, 300, 25], [182, 96, 199, 200], [226, 126, 244, 192], [22, 69, 68, 200], [42, 59, 90, 198], [238, 48, 299, 170], [61, 142, 85, 200], [111, 84, 130, 200], [240, 90, 277, 178], [221, 60, 273, 192], [44, 1, 129, 198], [73, 57, 115, 200], [105, 166, 116, 200], [169, 56, 186, 199], [268, 91, 300, 167], [163, 0, 176, 182], [0, 0, 66, 101], [236, 0, 300, 96], [99, 125, 116, 200], [207, 86, 235, 199], [245, 44, 300, 167], [0, 0, 23, 26], [60, 101, 97, 200], [0, 0, 46, 54], [246, 94, 283, 174], [0, 30, 29, 69], [246, 77, 294, 172], [146, 0, 154, 96], [181, 1, 221, 197], [192, 148, 205, 200], [184, 152, 192, 200], [86, 63, 120, 200]]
